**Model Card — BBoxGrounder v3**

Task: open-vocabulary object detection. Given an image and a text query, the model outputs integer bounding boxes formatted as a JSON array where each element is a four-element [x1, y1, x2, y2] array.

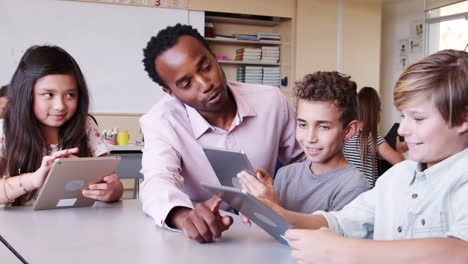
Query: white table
[[0, 200, 295, 264]]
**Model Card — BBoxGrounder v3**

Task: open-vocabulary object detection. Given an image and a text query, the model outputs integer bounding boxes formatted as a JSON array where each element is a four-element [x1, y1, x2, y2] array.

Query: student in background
[[238, 72, 369, 214], [0, 85, 8, 118], [343, 87, 404, 187], [263, 50, 468, 263], [140, 24, 304, 243], [380, 122, 409, 174], [0, 45, 123, 206]]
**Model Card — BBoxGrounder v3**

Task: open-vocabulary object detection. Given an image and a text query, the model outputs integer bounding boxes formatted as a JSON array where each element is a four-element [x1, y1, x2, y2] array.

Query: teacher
[[139, 24, 304, 243]]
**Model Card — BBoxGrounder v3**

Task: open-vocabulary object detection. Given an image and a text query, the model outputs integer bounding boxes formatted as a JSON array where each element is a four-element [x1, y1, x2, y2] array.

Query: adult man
[[140, 24, 303, 243]]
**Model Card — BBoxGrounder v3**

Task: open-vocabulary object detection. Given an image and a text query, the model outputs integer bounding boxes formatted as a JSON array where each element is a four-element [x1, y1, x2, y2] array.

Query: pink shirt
[[139, 81, 304, 228]]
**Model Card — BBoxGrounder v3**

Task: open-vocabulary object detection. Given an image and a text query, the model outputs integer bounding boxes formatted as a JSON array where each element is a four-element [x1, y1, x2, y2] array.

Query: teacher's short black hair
[[142, 23, 212, 89]]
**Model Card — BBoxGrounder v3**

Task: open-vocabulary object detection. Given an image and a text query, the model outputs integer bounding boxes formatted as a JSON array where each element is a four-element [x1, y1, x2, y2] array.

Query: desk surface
[[0, 200, 294, 264], [0, 239, 23, 264], [110, 145, 143, 151]]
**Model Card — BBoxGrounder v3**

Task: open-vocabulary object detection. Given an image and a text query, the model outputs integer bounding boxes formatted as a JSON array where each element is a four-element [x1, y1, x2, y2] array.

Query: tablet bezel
[[201, 182, 292, 245], [203, 146, 255, 189]]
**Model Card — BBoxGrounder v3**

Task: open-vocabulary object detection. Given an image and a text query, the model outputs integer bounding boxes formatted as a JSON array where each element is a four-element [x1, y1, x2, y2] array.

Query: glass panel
[[427, 1, 468, 19], [427, 17, 468, 54]]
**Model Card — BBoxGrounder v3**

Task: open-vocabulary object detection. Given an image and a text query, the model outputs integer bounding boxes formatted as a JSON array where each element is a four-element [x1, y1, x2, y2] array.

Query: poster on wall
[[398, 38, 409, 71], [409, 20, 424, 62], [410, 20, 424, 40], [63, 0, 191, 9]]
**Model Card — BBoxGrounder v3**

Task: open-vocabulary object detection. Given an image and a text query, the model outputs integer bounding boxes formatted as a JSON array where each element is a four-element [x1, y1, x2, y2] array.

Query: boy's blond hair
[[394, 49, 468, 127]]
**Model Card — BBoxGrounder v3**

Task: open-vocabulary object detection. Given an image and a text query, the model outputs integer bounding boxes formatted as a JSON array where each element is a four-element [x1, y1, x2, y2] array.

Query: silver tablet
[[203, 146, 255, 189], [33, 156, 121, 210], [201, 182, 292, 245]]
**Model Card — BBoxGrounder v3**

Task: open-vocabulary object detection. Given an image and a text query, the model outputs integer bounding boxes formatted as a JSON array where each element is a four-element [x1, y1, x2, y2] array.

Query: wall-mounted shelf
[[218, 60, 280, 66], [205, 11, 291, 88], [205, 15, 282, 26], [205, 37, 281, 45]]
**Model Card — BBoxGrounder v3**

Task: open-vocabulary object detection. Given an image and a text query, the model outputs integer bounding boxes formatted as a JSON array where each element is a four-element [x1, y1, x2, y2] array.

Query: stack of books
[[257, 33, 281, 42], [262, 67, 281, 87], [213, 34, 236, 40], [261, 46, 280, 63], [237, 66, 263, 85], [235, 48, 262, 62]]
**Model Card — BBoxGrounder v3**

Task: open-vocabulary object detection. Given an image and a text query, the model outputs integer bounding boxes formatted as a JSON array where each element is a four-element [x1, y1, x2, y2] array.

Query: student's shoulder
[[0, 119, 4, 139], [446, 149, 468, 183], [276, 160, 309, 177], [0, 119, 6, 139], [376, 159, 418, 185], [337, 164, 369, 186]]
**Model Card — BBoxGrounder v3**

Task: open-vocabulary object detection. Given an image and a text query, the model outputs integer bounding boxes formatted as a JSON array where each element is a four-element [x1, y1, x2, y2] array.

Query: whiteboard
[[0, 0, 204, 113]]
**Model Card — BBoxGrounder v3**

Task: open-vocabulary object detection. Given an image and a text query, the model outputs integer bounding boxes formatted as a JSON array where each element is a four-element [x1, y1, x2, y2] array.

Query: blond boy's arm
[[377, 141, 404, 165], [345, 237, 468, 264], [287, 228, 468, 264]]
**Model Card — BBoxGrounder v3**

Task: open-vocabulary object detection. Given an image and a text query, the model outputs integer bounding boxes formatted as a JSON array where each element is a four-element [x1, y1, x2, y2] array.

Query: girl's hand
[[396, 135, 408, 154], [82, 173, 123, 202], [31, 148, 79, 189], [286, 228, 349, 264]]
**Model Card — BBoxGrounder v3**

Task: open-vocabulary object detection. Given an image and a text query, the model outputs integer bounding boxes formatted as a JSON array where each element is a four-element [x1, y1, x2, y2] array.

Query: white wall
[[380, 0, 425, 133], [0, 0, 204, 114]]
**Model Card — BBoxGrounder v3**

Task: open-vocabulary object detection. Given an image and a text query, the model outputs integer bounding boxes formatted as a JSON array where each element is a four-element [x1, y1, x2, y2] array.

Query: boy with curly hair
[[239, 71, 369, 213]]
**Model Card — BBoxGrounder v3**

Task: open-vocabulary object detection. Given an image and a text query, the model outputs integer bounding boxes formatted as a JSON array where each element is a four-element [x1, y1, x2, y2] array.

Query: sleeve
[[446, 173, 468, 241], [314, 186, 377, 239], [273, 166, 288, 203], [86, 118, 111, 157], [376, 133, 385, 146], [276, 91, 305, 165], [139, 114, 193, 229], [0, 120, 5, 158]]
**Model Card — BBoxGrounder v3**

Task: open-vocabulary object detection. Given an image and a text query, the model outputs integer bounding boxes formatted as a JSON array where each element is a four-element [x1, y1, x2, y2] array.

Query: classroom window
[[425, 0, 468, 55]]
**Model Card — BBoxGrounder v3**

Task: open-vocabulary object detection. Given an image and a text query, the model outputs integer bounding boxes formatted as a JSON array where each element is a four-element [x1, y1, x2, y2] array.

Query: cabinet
[[204, 12, 293, 91]]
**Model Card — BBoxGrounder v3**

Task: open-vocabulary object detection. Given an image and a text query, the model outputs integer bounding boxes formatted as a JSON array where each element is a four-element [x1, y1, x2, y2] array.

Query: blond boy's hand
[[237, 168, 280, 205], [286, 228, 349, 264]]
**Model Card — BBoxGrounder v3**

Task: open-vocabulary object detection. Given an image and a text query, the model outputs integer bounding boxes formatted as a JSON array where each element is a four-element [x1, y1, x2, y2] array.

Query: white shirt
[[315, 148, 468, 241]]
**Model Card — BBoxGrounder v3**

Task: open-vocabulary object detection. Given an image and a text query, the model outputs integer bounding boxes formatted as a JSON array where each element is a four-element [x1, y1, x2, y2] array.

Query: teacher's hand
[[168, 196, 233, 243]]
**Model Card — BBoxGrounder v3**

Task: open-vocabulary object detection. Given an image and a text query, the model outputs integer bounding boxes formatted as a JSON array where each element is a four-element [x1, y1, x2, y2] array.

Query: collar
[[408, 148, 468, 186], [186, 82, 257, 139]]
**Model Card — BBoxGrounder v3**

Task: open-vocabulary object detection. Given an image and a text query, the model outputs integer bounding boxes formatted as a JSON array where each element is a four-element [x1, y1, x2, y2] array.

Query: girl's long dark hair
[[4, 45, 92, 205], [357, 87, 381, 181]]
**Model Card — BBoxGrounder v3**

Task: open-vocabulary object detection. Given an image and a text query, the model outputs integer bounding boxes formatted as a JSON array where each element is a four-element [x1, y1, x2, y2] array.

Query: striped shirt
[[343, 130, 385, 187]]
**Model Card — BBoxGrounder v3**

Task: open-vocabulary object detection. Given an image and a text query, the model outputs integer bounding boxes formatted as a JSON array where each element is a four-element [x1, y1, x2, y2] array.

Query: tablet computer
[[201, 182, 292, 245], [33, 156, 121, 211], [203, 146, 255, 189]]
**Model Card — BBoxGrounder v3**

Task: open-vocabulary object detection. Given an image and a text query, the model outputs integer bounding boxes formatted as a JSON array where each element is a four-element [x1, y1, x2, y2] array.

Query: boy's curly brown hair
[[294, 71, 358, 126]]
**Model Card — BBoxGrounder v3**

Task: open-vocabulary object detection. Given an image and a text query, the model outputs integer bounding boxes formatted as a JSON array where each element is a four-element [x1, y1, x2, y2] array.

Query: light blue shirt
[[315, 148, 468, 241]]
